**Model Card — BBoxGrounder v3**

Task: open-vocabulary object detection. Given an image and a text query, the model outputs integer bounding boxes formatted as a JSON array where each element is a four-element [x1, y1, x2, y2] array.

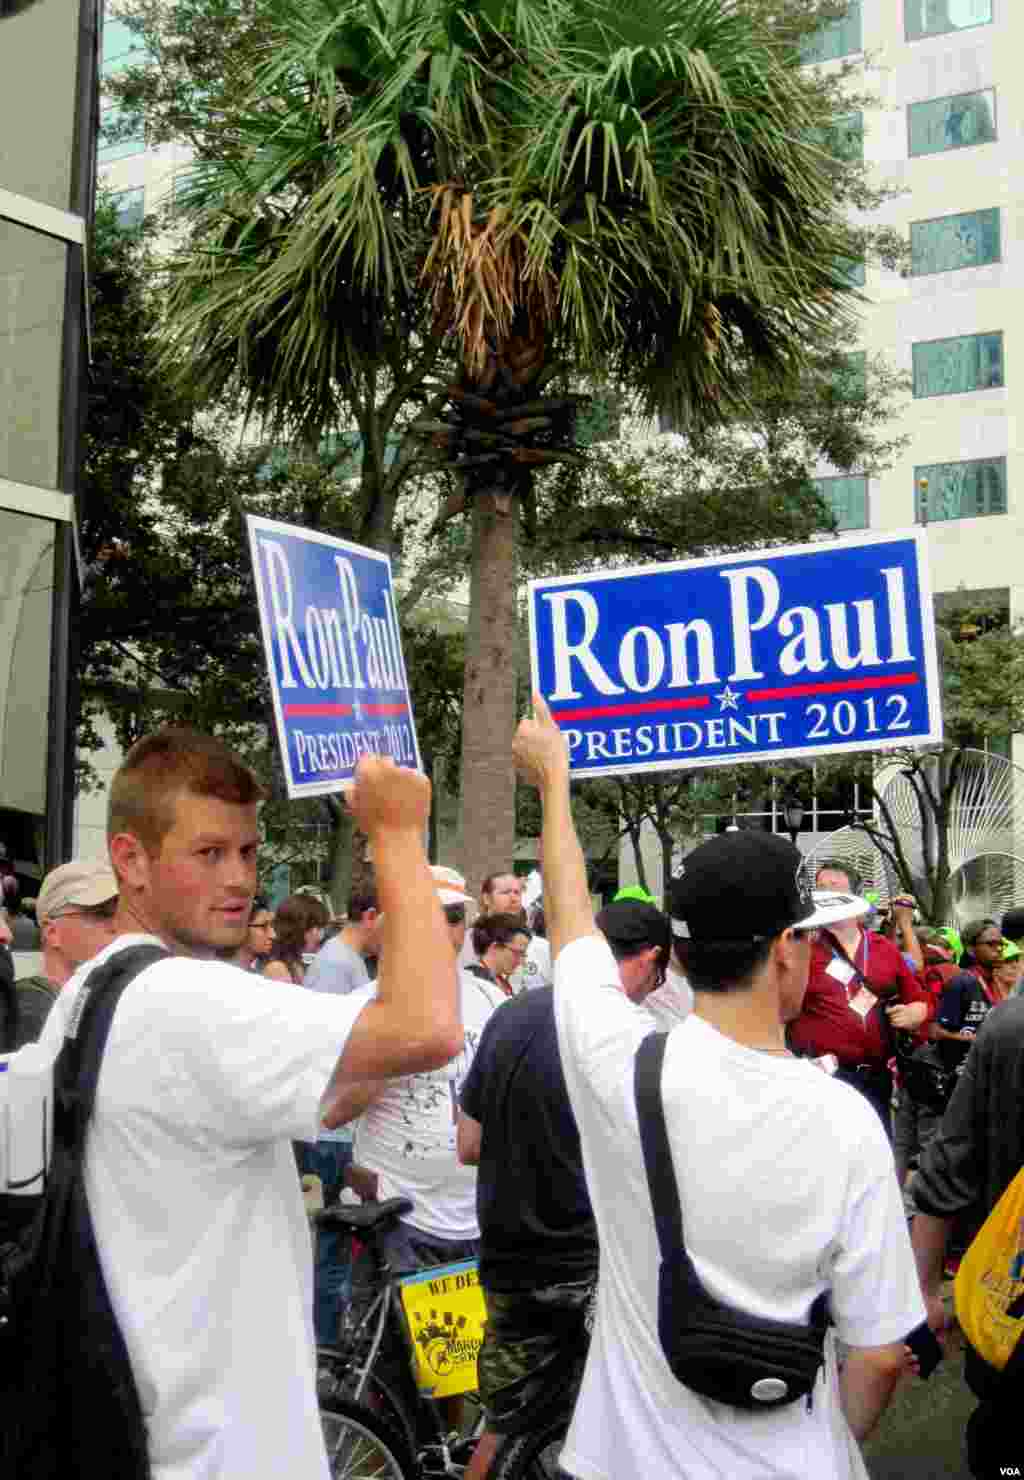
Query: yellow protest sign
[[398, 1258, 486, 1397]]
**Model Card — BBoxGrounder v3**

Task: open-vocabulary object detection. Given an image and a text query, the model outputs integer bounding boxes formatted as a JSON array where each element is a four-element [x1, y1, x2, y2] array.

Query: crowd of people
[[1, 713, 1023, 1479]]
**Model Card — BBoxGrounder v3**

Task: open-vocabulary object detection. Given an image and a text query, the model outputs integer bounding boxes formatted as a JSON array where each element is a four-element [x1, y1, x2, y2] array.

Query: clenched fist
[[512, 694, 570, 791], [346, 756, 431, 833]]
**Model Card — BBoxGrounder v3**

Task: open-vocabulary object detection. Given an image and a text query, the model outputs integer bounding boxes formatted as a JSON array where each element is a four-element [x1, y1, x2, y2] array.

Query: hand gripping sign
[[528, 530, 942, 778], [247, 515, 422, 798]]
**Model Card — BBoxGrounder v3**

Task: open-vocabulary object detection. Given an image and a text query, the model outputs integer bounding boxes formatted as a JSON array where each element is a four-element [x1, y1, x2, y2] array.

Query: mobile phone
[[904, 1319, 944, 1380]]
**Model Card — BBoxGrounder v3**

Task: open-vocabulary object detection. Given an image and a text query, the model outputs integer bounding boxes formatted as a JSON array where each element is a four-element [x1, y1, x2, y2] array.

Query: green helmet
[[938, 927, 963, 963], [614, 884, 658, 907]]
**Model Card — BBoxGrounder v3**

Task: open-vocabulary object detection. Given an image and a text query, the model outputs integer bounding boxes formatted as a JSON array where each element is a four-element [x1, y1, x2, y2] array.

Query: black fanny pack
[[634, 1032, 829, 1410]]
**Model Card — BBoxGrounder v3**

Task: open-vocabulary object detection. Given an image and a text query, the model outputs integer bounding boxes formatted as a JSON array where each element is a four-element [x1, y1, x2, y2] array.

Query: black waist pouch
[[635, 1033, 829, 1410]]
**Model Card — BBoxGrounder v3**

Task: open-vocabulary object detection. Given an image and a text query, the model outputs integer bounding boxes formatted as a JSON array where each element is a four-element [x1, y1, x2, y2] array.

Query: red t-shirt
[[788, 930, 933, 1067]]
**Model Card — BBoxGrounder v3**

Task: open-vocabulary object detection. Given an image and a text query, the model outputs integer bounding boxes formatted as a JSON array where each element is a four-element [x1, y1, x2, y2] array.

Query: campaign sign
[[528, 530, 942, 779], [247, 515, 421, 798]]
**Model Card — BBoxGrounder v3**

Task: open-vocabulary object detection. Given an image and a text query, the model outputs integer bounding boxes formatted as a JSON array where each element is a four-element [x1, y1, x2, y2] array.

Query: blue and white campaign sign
[[528, 530, 942, 779], [247, 515, 421, 798]]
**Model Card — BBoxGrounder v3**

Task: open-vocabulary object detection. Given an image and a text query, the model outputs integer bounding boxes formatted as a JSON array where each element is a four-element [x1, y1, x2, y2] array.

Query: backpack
[[0, 943, 169, 1478], [954, 1164, 1024, 1392]]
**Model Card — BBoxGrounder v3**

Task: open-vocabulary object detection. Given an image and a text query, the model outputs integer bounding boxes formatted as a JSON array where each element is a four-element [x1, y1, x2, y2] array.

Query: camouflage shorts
[[476, 1278, 596, 1437]]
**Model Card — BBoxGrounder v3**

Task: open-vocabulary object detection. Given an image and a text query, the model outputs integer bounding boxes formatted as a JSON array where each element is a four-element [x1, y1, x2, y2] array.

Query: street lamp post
[[783, 798, 805, 848]]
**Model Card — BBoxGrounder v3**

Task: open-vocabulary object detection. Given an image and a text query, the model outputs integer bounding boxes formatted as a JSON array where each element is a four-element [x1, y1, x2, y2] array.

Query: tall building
[[0, 0, 99, 892], [622, 0, 1023, 901], [809, 0, 1016, 602]]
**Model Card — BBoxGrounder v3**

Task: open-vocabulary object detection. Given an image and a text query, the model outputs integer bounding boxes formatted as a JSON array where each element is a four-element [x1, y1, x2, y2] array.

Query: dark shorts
[[477, 1278, 595, 1437], [378, 1222, 480, 1276]]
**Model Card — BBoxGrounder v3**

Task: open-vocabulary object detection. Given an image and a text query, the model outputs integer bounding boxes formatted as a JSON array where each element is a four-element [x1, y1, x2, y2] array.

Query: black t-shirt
[[460, 986, 598, 1293], [937, 969, 998, 1075]]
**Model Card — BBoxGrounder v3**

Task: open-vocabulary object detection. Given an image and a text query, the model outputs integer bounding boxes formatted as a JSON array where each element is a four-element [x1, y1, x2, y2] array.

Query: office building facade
[[0, 0, 99, 891], [623, 0, 1024, 900]]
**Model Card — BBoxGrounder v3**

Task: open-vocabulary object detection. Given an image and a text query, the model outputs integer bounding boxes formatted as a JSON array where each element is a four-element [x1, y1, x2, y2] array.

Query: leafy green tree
[[143, 0, 888, 894], [80, 203, 467, 899]]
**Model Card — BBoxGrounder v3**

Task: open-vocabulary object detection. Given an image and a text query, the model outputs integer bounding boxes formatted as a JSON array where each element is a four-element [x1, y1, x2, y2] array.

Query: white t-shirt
[[352, 970, 504, 1238], [553, 934, 925, 1480], [38, 935, 368, 1480], [511, 934, 552, 993], [643, 963, 693, 1029]]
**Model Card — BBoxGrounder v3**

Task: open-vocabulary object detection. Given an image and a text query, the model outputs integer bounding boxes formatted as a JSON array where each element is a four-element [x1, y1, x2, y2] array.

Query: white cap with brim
[[670, 889, 871, 940], [795, 890, 872, 931], [36, 859, 118, 923], [430, 865, 473, 907]]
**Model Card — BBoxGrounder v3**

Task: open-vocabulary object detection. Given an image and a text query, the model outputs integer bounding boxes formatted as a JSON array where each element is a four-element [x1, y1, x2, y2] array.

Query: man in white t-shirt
[[343, 947, 505, 1270], [37, 727, 461, 1480], [512, 697, 925, 1480]]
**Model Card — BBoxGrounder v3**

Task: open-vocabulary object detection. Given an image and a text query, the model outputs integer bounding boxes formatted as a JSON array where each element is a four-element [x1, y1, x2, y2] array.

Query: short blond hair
[[108, 728, 265, 851]]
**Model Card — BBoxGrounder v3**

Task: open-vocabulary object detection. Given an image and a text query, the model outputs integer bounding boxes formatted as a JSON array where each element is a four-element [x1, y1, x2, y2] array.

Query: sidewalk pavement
[[864, 1284, 975, 1479]]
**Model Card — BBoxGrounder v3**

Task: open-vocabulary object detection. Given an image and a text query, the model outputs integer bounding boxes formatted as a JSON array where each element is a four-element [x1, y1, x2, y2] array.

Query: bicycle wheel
[[320, 1395, 417, 1480], [489, 1414, 571, 1480], [318, 1350, 418, 1459]]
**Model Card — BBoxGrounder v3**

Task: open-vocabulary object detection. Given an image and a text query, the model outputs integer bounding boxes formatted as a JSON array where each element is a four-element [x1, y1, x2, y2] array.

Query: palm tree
[[164, 0, 858, 891]]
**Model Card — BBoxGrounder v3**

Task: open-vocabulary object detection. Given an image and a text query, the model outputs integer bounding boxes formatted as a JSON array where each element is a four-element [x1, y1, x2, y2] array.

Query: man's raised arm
[[512, 695, 598, 961], [322, 756, 462, 1118]]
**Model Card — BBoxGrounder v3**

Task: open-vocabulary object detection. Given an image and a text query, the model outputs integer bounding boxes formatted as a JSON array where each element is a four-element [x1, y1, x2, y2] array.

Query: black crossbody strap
[[633, 1031, 686, 1260], [56, 944, 170, 1149]]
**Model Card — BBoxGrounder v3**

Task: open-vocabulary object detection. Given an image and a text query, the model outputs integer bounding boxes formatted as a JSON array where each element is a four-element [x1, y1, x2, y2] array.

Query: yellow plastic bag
[[955, 1165, 1024, 1370], [398, 1258, 487, 1398]]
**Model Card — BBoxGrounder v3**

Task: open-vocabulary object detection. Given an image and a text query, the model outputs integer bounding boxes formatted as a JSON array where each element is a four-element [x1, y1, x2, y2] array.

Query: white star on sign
[[715, 686, 741, 711]]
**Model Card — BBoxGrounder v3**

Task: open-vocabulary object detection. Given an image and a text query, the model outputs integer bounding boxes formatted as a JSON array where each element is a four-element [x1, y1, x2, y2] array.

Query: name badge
[[848, 987, 877, 1020], [826, 958, 856, 987]]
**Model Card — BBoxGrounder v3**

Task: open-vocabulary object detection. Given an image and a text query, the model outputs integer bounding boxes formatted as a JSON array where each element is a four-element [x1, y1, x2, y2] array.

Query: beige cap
[[36, 859, 118, 923], [430, 865, 473, 907]]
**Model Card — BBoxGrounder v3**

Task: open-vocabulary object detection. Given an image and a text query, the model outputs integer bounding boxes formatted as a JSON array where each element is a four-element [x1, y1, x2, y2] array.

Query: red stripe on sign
[[364, 703, 408, 717], [553, 696, 712, 722], [283, 703, 353, 717], [746, 673, 919, 702]]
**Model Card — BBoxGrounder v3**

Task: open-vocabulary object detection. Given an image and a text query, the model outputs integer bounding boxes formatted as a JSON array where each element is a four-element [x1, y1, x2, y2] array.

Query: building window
[[814, 474, 869, 531], [916, 457, 1007, 522], [910, 208, 1000, 276], [98, 104, 145, 163], [818, 111, 864, 164], [836, 255, 866, 288], [801, 1, 862, 63], [912, 332, 1003, 399], [907, 89, 996, 158], [101, 16, 148, 75], [835, 350, 867, 399], [110, 186, 144, 228], [905, 1, 993, 42]]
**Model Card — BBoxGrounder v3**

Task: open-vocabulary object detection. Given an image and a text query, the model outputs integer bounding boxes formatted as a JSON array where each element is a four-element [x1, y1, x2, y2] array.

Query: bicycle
[[314, 1197, 577, 1480]]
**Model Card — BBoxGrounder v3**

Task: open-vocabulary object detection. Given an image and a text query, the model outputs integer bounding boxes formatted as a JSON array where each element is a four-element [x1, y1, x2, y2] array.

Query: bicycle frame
[[329, 1236, 483, 1478]]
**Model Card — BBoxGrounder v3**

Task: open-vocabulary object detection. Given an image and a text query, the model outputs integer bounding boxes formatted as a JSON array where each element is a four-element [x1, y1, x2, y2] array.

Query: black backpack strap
[[633, 1031, 686, 1260], [55, 944, 170, 1150]]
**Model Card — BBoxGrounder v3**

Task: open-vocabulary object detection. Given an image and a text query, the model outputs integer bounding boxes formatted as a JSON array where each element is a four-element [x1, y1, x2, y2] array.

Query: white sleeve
[[827, 1110, 928, 1348], [553, 934, 655, 1129], [161, 961, 370, 1146]]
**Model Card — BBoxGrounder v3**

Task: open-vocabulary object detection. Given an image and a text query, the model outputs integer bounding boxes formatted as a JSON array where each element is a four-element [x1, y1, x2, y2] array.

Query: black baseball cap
[[668, 832, 869, 945], [1002, 908, 1024, 943], [596, 899, 670, 953]]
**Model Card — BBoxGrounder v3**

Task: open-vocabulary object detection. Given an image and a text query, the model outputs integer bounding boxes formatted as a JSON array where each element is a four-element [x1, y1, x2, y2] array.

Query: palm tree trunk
[[458, 491, 520, 894]]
